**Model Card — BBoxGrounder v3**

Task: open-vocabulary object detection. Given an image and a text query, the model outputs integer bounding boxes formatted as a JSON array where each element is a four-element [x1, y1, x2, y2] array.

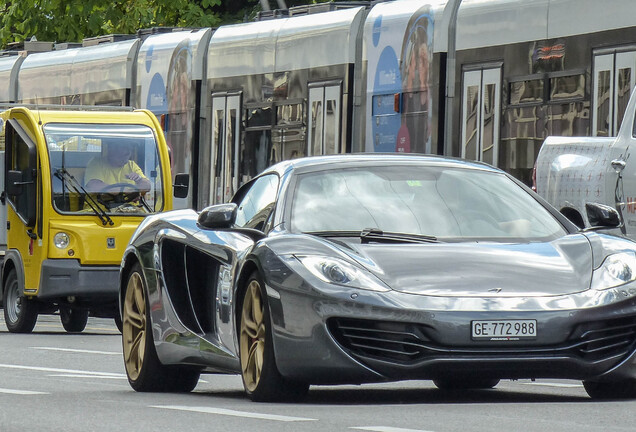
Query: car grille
[[327, 318, 435, 363], [327, 316, 636, 366], [572, 316, 636, 362]]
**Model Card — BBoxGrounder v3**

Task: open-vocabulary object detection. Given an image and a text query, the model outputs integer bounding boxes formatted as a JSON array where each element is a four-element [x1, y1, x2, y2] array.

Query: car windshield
[[290, 164, 568, 242], [45, 123, 164, 216]]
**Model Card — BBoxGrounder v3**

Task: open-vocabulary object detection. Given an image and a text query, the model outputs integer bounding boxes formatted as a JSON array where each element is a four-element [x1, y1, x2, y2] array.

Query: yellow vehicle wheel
[[3, 268, 37, 333], [239, 271, 308, 401], [59, 306, 88, 333], [122, 263, 200, 392]]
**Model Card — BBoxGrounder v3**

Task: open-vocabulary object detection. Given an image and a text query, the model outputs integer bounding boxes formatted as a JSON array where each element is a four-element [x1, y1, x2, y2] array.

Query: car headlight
[[295, 255, 390, 292], [591, 252, 636, 290], [53, 232, 70, 249]]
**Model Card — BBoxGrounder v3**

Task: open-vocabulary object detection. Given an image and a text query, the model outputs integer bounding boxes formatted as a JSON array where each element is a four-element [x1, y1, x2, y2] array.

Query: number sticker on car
[[471, 320, 537, 340]]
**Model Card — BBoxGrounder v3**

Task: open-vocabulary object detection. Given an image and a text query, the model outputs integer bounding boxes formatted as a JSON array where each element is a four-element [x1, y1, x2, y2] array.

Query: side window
[[234, 174, 279, 231], [5, 121, 37, 226]]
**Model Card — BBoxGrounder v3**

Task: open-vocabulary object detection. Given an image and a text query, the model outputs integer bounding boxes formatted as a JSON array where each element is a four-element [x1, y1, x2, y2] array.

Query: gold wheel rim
[[240, 280, 265, 392], [123, 271, 146, 381]]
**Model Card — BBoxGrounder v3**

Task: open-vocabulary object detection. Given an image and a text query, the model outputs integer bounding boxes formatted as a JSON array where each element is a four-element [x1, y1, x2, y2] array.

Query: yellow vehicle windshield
[[44, 123, 165, 216]]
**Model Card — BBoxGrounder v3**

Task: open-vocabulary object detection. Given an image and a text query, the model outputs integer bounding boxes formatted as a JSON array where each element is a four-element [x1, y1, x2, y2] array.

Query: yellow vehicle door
[[4, 113, 47, 294]]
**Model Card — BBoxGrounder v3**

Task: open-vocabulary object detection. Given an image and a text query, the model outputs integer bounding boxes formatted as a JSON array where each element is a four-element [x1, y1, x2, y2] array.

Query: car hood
[[334, 234, 594, 297]]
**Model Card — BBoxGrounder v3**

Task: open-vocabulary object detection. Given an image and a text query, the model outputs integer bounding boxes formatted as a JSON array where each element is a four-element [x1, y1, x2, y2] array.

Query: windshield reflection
[[291, 165, 567, 241], [45, 123, 164, 215]]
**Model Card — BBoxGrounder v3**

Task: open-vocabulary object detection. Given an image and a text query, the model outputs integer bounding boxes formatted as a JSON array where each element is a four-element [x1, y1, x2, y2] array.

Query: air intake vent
[[572, 316, 636, 362], [328, 318, 433, 363]]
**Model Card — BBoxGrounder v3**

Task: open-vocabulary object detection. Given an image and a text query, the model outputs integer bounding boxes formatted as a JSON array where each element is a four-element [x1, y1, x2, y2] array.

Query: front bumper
[[268, 280, 636, 385], [38, 259, 119, 303]]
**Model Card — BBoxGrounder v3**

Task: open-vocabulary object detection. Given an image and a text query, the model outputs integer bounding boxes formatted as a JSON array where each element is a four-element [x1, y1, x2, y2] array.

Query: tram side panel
[[135, 29, 213, 210], [362, 1, 446, 157], [202, 7, 365, 207]]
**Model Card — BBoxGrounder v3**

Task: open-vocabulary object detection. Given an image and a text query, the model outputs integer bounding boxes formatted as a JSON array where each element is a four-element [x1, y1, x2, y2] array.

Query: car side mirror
[[585, 202, 621, 229], [197, 203, 237, 229], [173, 173, 189, 199]]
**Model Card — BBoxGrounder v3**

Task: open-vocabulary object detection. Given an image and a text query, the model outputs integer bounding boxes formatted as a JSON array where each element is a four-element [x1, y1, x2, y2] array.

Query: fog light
[[68, 249, 75, 257], [54, 232, 70, 249]]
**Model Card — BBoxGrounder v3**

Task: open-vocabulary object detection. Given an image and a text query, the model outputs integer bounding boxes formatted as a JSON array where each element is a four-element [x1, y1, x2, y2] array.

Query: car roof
[[259, 153, 502, 177]]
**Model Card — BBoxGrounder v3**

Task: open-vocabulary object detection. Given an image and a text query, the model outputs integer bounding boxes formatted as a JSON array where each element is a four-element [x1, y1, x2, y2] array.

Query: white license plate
[[471, 320, 537, 340]]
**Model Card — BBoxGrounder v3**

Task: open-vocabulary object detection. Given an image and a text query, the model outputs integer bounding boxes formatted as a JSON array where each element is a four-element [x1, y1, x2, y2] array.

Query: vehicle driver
[[84, 139, 151, 194]]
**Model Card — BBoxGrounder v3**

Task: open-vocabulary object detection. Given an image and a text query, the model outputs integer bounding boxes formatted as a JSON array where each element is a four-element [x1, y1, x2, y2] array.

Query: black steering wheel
[[97, 182, 142, 205]]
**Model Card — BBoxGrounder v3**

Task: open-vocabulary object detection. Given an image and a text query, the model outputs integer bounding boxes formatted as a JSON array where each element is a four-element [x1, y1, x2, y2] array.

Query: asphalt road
[[1, 314, 636, 432]]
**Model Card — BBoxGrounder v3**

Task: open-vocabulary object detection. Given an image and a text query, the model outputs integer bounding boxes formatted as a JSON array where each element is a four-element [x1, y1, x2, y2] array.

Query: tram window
[[242, 130, 272, 180], [509, 79, 543, 105], [277, 103, 304, 125], [617, 67, 632, 131], [596, 70, 611, 137], [401, 90, 428, 114], [549, 74, 584, 101], [245, 106, 273, 128]]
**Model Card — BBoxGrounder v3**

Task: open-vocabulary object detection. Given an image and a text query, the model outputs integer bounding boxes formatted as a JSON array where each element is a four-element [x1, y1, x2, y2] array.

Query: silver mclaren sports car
[[119, 154, 636, 401]]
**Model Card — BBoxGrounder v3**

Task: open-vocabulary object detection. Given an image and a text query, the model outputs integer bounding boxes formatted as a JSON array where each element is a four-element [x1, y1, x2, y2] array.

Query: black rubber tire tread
[[60, 307, 89, 333], [113, 313, 123, 333], [3, 268, 38, 333], [584, 380, 636, 400], [123, 262, 200, 393], [240, 271, 309, 402]]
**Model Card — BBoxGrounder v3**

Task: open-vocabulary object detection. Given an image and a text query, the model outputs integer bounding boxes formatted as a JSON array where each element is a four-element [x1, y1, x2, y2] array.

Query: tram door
[[461, 67, 501, 166], [210, 92, 241, 204], [593, 50, 636, 137], [308, 82, 341, 156]]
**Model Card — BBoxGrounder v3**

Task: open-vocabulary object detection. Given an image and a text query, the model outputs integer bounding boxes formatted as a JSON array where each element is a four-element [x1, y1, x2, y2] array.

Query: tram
[[0, 0, 635, 209]]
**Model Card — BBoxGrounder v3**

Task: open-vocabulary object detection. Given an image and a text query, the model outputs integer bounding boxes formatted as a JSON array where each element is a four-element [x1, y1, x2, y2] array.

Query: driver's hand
[[125, 173, 143, 182]]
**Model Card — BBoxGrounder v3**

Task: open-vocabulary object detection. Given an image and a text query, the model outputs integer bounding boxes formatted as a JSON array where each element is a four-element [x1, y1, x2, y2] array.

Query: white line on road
[[524, 382, 583, 388], [48, 374, 128, 380], [0, 388, 49, 395], [350, 427, 435, 432], [31, 346, 120, 355], [151, 405, 318, 422], [0, 363, 125, 378]]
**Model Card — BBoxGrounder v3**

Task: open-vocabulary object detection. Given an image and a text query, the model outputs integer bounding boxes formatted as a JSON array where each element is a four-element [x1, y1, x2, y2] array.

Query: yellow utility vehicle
[[0, 106, 183, 333]]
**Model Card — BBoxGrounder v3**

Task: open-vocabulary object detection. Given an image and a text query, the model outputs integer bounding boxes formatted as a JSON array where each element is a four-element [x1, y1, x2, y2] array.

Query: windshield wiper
[[55, 169, 114, 226], [360, 228, 438, 244], [305, 229, 438, 243]]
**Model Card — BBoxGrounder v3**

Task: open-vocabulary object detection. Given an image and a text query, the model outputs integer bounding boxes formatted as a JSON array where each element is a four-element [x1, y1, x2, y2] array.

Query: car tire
[[113, 312, 123, 333], [3, 268, 38, 333], [583, 380, 636, 399], [239, 271, 309, 402], [60, 306, 89, 333], [122, 263, 200, 393], [433, 377, 500, 390]]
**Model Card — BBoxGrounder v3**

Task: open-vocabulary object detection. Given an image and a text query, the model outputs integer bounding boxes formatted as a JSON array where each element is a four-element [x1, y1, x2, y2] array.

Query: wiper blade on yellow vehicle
[[54, 169, 114, 226]]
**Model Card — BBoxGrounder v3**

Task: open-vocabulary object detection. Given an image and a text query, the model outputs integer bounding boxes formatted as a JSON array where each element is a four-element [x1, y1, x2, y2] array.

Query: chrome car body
[[119, 154, 636, 401]]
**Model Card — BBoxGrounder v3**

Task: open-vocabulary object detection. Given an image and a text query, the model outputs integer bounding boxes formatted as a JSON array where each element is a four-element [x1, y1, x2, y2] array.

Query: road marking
[[49, 374, 128, 380], [31, 347, 119, 355], [0, 363, 124, 378], [524, 382, 583, 388], [0, 388, 49, 395], [350, 427, 435, 432], [151, 405, 318, 422]]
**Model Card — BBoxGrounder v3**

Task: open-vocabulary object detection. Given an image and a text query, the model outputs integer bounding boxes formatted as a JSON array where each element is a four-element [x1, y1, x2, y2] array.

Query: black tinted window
[[234, 174, 279, 231]]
